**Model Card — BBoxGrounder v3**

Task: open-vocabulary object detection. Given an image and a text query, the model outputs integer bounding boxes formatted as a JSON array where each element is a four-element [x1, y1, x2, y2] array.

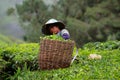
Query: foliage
[[16, 0, 50, 42], [83, 40, 120, 50], [40, 35, 73, 42], [83, 0, 120, 42], [40, 35, 64, 41], [0, 43, 39, 79], [0, 34, 13, 44], [0, 40, 120, 79], [0, 57, 8, 72], [9, 49, 120, 80], [6, 8, 15, 15], [0, 34, 24, 44], [66, 17, 91, 47], [15, 0, 120, 47]]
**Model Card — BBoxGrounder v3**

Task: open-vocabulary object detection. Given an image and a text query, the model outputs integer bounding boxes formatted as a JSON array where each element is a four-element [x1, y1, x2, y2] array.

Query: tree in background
[[84, 0, 120, 41], [54, 0, 120, 46], [16, 0, 120, 47], [16, 0, 51, 42], [51, 0, 91, 46]]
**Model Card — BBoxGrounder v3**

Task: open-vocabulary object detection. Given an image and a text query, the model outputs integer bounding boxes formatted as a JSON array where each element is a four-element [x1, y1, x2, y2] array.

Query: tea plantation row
[[0, 40, 120, 80]]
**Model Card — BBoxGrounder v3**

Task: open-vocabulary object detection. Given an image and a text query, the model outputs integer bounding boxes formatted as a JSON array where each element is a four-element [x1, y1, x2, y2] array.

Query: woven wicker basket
[[38, 39, 74, 70]]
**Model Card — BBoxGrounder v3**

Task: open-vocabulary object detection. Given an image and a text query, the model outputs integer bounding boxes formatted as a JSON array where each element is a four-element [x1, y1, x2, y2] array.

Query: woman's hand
[[62, 33, 70, 40]]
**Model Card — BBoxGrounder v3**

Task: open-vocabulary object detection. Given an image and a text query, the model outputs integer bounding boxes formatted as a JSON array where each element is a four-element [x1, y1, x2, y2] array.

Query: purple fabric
[[62, 33, 70, 40]]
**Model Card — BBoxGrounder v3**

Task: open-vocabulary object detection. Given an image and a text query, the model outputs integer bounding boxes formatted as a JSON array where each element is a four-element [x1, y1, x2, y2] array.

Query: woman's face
[[50, 26, 60, 34]]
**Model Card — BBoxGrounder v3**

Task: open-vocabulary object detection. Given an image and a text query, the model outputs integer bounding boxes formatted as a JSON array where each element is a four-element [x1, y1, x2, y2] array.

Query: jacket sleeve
[[60, 29, 70, 40]]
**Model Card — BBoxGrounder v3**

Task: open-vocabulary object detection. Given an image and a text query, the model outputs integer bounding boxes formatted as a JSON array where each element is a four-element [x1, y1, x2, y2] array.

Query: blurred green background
[[0, 0, 120, 47]]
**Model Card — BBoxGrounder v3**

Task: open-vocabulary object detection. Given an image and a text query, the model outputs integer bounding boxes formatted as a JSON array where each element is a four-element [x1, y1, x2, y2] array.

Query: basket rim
[[40, 38, 75, 43]]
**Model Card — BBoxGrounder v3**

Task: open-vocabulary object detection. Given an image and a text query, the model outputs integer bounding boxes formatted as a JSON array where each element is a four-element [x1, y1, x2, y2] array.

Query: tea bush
[[0, 40, 120, 80], [9, 49, 120, 80], [0, 43, 39, 79], [0, 34, 24, 44], [83, 40, 120, 50]]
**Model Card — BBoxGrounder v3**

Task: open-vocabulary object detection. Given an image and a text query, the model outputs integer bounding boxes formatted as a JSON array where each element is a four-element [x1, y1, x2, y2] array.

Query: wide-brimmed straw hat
[[42, 19, 65, 35]]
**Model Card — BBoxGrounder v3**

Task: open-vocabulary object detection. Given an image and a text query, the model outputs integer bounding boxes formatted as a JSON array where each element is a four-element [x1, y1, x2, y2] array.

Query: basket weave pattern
[[39, 39, 74, 70]]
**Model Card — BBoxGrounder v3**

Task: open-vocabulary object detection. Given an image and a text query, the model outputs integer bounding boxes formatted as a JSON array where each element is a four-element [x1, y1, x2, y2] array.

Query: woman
[[42, 19, 70, 40]]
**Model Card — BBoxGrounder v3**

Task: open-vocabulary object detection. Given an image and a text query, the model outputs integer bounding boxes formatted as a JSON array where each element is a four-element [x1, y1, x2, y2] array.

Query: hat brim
[[42, 22, 65, 35]]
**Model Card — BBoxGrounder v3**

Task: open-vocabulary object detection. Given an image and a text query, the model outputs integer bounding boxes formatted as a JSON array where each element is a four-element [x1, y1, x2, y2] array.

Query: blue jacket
[[57, 29, 70, 40]]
